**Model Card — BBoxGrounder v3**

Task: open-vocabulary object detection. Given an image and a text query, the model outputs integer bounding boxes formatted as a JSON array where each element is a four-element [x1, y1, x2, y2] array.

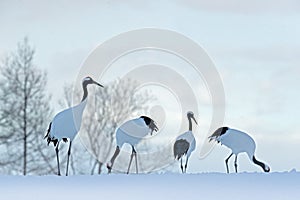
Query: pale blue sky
[[0, 0, 299, 172]]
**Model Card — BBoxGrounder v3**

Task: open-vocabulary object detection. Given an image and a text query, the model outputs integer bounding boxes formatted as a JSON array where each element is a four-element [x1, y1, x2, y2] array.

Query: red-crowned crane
[[209, 127, 270, 173], [106, 116, 158, 174], [173, 111, 198, 173], [44, 76, 103, 176]]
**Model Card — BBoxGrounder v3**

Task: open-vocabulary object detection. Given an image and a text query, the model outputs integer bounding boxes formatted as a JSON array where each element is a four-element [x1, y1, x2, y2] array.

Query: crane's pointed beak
[[94, 80, 104, 87], [192, 116, 198, 125]]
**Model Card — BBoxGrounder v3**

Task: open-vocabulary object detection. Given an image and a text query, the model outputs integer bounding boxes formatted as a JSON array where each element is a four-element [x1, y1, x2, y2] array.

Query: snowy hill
[[1, 172, 299, 200]]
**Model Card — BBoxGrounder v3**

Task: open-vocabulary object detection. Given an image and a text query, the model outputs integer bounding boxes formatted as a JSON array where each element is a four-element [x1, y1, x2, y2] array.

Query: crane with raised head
[[44, 76, 103, 176]]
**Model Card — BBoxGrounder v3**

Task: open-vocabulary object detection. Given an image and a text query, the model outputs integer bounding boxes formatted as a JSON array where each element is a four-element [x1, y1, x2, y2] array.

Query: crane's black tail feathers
[[208, 127, 228, 142], [44, 122, 58, 146], [252, 156, 270, 172], [44, 122, 52, 140]]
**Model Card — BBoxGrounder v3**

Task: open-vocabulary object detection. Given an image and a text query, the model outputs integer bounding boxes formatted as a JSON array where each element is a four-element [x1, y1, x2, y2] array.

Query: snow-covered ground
[[1, 172, 299, 200]]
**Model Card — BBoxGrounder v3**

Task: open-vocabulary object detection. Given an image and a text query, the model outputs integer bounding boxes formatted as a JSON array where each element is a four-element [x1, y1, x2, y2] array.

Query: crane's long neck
[[81, 84, 88, 102], [252, 156, 270, 172], [188, 117, 192, 131]]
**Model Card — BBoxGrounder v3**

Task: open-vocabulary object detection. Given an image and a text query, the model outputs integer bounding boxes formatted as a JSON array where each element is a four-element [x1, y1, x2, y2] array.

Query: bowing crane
[[107, 116, 158, 174], [209, 127, 270, 173]]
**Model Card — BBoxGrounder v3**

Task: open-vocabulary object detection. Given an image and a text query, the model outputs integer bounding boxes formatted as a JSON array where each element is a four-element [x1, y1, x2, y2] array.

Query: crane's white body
[[116, 117, 151, 147], [217, 128, 255, 159], [175, 131, 196, 157], [50, 99, 87, 141]]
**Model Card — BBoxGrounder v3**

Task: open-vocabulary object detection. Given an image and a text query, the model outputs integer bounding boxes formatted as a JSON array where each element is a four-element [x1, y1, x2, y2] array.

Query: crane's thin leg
[[180, 158, 184, 173], [66, 141, 72, 176], [127, 147, 136, 174], [55, 142, 61, 176], [225, 153, 233, 174], [133, 147, 138, 174], [107, 146, 120, 174], [184, 156, 189, 173], [234, 154, 238, 173]]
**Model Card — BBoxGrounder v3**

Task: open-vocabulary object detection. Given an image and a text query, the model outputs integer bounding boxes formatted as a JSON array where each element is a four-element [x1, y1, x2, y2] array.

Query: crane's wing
[[173, 139, 190, 160], [50, 104, 85, 140]]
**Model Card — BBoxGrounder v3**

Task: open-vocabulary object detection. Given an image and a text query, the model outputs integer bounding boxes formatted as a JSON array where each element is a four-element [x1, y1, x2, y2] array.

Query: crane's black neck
[[81, 83, 88, 102], [252, 156, 270, 172], [188, 117, 192, 131]]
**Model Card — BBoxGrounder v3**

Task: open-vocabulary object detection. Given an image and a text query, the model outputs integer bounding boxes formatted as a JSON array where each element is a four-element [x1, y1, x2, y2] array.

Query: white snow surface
[[1, 172, 299, 200]]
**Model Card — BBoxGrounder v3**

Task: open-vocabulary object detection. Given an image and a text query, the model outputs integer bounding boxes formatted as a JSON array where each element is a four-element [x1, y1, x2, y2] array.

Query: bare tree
[[0, 38, 54, 175], [60, 79, 152, 174]]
